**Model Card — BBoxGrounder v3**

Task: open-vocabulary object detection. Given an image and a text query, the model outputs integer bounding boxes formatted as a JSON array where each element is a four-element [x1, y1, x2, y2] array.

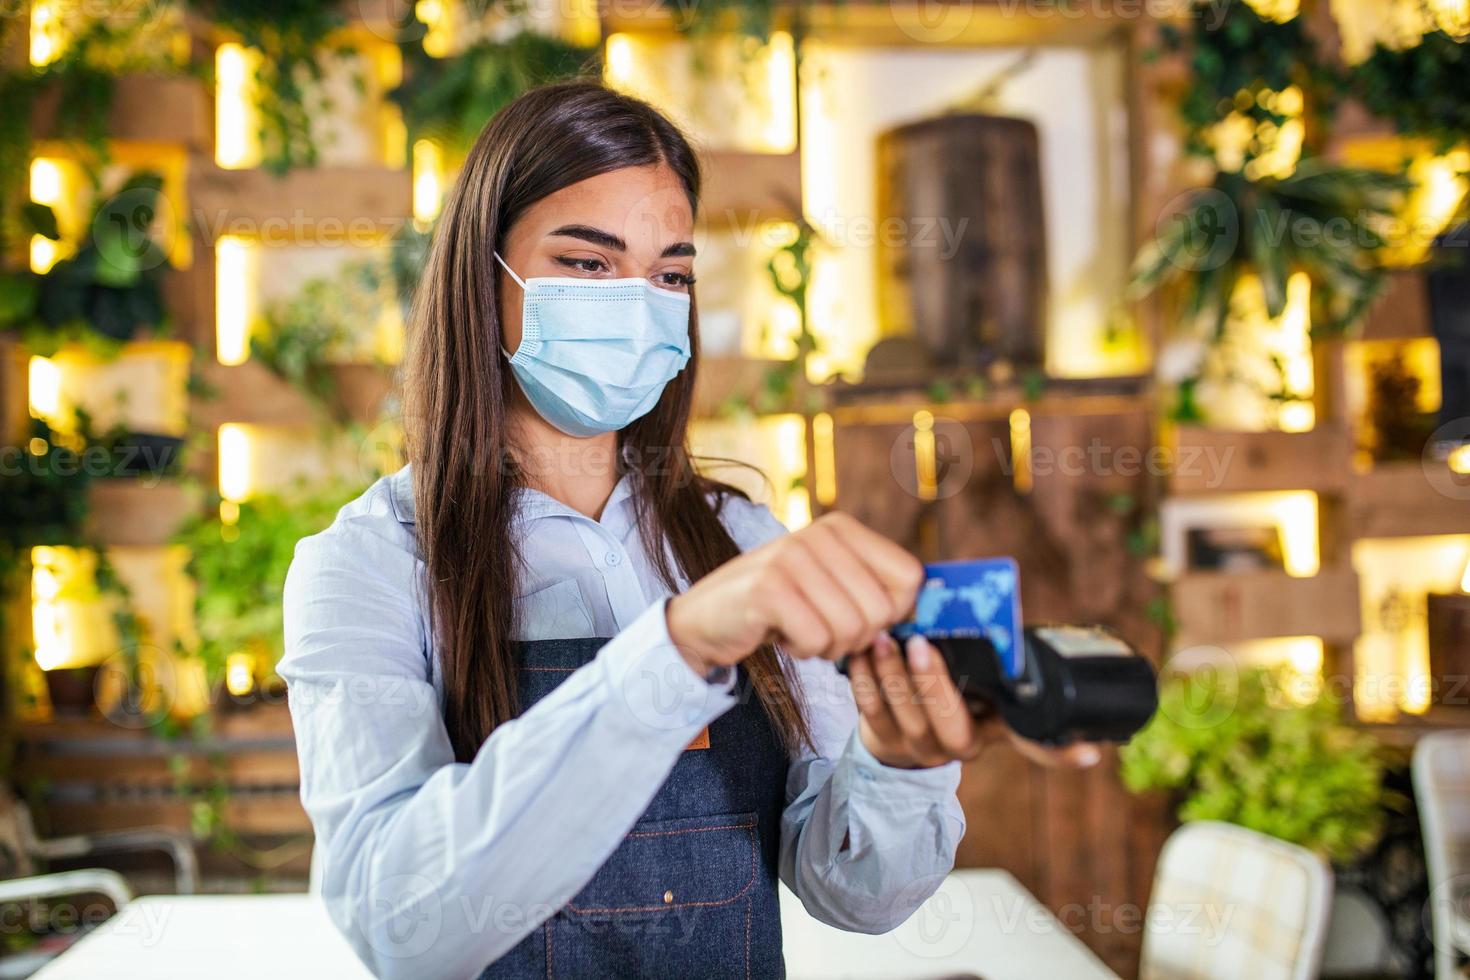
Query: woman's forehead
[[518, 165, 694, 252]]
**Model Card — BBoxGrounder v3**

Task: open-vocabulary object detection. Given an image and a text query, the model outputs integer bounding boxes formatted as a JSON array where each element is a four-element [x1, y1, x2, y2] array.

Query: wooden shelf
[[701, 150, 802, 228], [603, 0, 1132, 48], [1359, 269, 1432, 341], [1348, 462, 1470, 539], [1170, 567, 1362, 648], [693, 355, 808, 418], [32, 74, 210, 152], [186, 164, 412, 237], [84, 479, 198, 547], [17, 703, 307, 837], [1166, 426, 1353, 495], [192, 359, 394, 429]]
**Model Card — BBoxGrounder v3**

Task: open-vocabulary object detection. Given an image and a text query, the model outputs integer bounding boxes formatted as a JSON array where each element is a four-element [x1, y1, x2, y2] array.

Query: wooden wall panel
[[833, 398, 1167, 977]]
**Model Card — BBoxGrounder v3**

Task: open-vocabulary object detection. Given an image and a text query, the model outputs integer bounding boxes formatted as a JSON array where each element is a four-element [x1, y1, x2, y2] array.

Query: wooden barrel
[[875, 114, 1048, 370]]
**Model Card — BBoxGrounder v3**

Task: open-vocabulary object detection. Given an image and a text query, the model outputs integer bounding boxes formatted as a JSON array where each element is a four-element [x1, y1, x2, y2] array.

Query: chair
[[1414, 730, 1470, 980], [0, 869, 133, 979], [1140, 821, 1333, 980], [2, 798, 197, 896]]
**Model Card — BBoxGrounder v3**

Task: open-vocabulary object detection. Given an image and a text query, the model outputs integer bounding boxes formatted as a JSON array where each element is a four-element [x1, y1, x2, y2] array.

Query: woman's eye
[[556, 256, 608, 275], [655, 271, 696, 290]]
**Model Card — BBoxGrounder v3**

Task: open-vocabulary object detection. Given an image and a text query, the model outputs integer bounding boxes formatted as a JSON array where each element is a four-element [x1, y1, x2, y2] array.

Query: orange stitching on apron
[[565, 822, 759, 914], [544, 920, 552, 979]]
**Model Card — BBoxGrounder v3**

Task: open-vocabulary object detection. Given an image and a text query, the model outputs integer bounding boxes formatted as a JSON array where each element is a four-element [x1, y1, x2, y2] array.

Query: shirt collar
[[387, 464, 638, 528]]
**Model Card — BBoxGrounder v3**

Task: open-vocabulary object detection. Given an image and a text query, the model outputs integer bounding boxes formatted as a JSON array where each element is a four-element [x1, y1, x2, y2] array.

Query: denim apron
[[481, 638, 790, 979]]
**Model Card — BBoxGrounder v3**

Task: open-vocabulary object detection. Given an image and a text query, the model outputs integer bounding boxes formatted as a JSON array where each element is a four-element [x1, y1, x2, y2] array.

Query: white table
[[34, 872, 1116, 979], [30, 895, 372, 980], [780, 870, 1119, 980]]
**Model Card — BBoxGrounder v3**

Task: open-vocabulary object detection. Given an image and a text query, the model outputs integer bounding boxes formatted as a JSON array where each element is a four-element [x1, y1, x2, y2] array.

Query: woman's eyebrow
[[547, 225, 696, 259], [548, 225, 626, 250]]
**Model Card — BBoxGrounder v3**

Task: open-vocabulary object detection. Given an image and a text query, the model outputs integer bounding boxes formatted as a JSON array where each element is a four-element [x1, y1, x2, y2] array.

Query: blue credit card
[[892, 557, 1024, 679]]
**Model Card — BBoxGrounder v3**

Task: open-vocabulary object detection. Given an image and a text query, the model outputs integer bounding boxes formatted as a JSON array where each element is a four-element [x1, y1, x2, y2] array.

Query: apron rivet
[[663, 890, 673, 904]]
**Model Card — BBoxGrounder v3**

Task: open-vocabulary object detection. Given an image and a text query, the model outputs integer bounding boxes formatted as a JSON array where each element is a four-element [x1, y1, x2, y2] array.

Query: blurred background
[[0, 0, 1468, 977]]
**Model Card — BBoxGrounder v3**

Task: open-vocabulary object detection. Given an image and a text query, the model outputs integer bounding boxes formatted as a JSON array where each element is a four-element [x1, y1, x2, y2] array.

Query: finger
[[758, 570, 832, 658], [781, 537, 876, 655], [847, 646, 902, 744], [805, 520, 897, 630], [871, 636, 935, 744], [1010, 734, 1103, 769], [822, 514, 925, 610], [905, 636, 983, 759]]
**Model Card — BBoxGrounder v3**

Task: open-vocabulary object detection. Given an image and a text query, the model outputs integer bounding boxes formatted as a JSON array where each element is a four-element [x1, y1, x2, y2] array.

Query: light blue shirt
[[280, 466, 964, 980]]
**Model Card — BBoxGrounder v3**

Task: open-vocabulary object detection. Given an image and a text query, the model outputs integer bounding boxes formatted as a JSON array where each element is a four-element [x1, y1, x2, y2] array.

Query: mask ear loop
[[493, 252, 526, 359]]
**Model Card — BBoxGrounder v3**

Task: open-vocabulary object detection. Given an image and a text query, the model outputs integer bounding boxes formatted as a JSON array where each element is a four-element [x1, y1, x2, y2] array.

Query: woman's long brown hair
[[404, 80, 811, 763]]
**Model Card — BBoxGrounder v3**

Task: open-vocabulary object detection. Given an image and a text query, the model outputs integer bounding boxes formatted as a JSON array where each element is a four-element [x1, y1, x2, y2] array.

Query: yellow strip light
[[413, 139, 444, 226], [218, 423, 253, 503], [913, 410, 938, 501], [216, 43, 259, 169], [215, 235, 254, 365], [28, 356, 61, 422], [1009, 408, 1033, 495]]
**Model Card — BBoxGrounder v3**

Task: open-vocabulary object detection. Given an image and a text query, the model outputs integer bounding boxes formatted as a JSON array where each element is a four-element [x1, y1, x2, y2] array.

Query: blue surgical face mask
[[495, 252, 692, 438]]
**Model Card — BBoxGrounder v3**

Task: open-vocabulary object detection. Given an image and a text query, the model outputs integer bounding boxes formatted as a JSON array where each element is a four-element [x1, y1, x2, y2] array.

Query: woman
[[281, 80, 1095, 980]]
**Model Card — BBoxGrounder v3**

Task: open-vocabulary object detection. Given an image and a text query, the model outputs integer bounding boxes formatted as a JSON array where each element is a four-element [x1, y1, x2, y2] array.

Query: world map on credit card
[[892, 557, 1024, 679]]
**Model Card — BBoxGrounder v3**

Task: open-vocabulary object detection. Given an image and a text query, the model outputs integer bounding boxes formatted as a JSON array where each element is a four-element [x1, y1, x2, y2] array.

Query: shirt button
[[605, 550, 621, 567]]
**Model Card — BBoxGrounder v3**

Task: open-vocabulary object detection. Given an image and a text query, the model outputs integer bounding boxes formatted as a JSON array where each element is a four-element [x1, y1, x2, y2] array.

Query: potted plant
[[1121, 665, 1392, 864]]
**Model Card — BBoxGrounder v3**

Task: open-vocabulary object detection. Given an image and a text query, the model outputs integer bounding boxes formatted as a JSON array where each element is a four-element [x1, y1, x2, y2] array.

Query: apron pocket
[[566, 810, 760, 914]]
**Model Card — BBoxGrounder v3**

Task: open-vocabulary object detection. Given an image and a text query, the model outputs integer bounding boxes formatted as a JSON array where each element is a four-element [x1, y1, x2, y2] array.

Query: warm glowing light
[[1353, 535, 1470, 718], [225, 652, 257, 697], [29, 157, 68, 273], [768, 414, 810, 529], [561, 0, 602, 47], [30, 0, 63, 66], [215, 44, 260, 169], [1426, 0, 1470, 37], [757, 32, 798, 155], [812, 412, 837, 507], [1161, 491, 1321, 579], [1399, 152, 1470, 265], [1243, 0, 1299, 21], [30, 158, 63, 206], [603, 34, 637, 91], [1450, 444, 1470, 475], [1009, 408, 1033, 495], [1275, 492, 1319, 578], [1211, 86, 1304, 179], [416, 0, 455, 57], [29, 236, 59, 274], [1208, 273, 1315, 431], [28, 357, 61, 422], [215, 236, 254, 365], [1460, 554, 1470, 594], [913, 410, 938, 501], [218, 424, 253, 503], [30, 546, 107, 672], [412, 139, 444, 226]]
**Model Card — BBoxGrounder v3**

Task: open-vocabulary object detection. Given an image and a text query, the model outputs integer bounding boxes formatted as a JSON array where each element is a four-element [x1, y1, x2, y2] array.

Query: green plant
[[175, 484, 364, 683], [393, 31, 596, 157], [1131, 162, 1408, 341], [249, 259, 393, 419], [201, 0, 351, 174], [724, 219, 823, 416], [1, 172, 173, 350], [1121, 666, 1393, 864], [1352, 30, 1470, 154], [1160, 0, 1337, 163]]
